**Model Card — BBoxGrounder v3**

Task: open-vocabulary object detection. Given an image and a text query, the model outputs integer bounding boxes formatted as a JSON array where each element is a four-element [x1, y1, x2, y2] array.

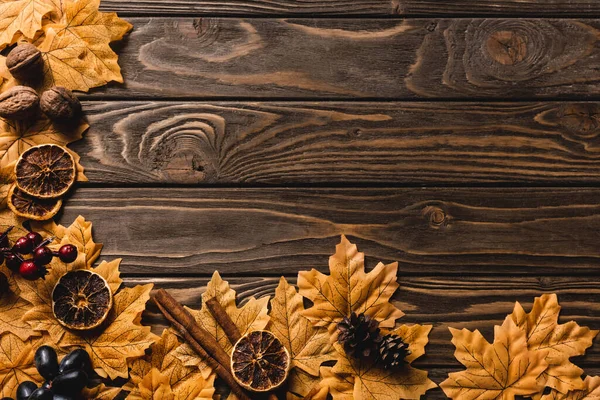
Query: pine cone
[[337, 312, 382, 359], [378, 334, 411, 369]]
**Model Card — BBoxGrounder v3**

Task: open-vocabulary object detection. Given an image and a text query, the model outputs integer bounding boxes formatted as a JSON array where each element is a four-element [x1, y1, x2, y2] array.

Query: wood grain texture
[[126, 276, 600, 367], [98, 0, 600, 16], [58, 187, 600, 275], [76, 101, 600, 184], [92, 18, 600, 99]]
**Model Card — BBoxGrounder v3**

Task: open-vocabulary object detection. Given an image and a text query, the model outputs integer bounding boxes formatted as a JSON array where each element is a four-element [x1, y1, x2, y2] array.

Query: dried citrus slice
[[231, 330, 290, 392], [15, 144, 76, 199], [7, 185, 62, 220], [52, 270, 113, 331]]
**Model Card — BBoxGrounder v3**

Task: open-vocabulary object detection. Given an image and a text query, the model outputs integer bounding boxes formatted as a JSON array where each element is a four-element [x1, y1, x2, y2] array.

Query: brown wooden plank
[[98, 0, 600, 16], [91, 18, 600, 100], [77, 101, 600, 185], [58, 187, 600, 275], [128, 275, 600, 367]]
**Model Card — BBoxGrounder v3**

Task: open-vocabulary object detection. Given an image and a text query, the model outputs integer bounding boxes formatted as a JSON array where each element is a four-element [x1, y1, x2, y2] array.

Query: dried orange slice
[[15, 144, 76, 199], [52, 270, 113, 331], [231, 330, 290, 392], [7, 185, 62, 220]]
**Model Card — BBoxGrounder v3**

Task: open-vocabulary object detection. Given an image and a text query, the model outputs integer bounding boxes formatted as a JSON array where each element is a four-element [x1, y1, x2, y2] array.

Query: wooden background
[[63, 1, 600, 398]]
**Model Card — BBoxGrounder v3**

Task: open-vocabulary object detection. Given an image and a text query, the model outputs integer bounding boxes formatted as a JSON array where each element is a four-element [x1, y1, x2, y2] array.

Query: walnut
[[0, 86, 40, 120], [5, 43, 43, 82], [40, 86, 81, 121]]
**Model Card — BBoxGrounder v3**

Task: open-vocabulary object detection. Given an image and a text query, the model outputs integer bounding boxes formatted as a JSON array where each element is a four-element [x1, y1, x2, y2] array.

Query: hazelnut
[[5, 43, 43, 82], [0, 86, 40, 120], [40, 86, 81, 121]]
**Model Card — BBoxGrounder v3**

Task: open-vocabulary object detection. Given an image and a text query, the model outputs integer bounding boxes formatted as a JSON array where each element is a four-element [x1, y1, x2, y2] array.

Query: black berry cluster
[[0, 227, 78, 281], [7, 346, 93, 400]]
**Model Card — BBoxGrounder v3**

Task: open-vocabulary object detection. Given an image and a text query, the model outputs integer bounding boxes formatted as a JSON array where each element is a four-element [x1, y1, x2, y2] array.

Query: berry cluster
[[0, 228, 78, 281], [7, 346, 92, 400]]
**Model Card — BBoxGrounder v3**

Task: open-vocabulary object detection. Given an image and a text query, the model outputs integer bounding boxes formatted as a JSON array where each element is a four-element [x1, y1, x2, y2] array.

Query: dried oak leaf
[[507, 294, 598, 395], [174, 271, 270, 379], [540, 376, 600, 400], [38, 0, 132, 92], [0, 333, 58, 398], [441, 318, 549, 399], [60, 283, 158, 380], [124, 329, 216, 400], [0, 114, 88, 172], [0, 0, 55, 48], [331, 323, 435, 400], [298, 235, 404, 334]]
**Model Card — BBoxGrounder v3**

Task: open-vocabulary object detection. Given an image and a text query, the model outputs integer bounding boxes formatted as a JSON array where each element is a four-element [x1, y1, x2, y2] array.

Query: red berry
[[13, 237, 33, 254], [58, 244, 77, 263], [26, 232, 43, 247], [33, 247, 53, 266], [19, 260, 46, 280], [5, 253, 21, 272]]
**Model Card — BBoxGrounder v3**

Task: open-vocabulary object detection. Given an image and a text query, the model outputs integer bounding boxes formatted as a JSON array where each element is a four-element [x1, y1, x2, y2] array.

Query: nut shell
[[6, 43, 43, 82], [0, 86, 39, 120], [40, 86, 81, 121]]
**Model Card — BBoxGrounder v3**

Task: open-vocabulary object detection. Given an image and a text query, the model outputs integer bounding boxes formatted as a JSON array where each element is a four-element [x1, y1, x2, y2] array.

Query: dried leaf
[[135, 369, 175, 400], [0, 163, 14, 209], [0, 0, 55, 48], [441, 318, 549, 399], [508, 294, 599, 394], [540, 376, 600, 399], [298, 235, 404, 333], [0, 334, 57, 398], [95, 259, 123, 292], [317, 367, 354, 400], [0, 207, 29, 242], [59, 215, 104, 267], [0, 262, 35, 340], [82, 384, 123, 400], [125, 329, 215, 400], [269, 277, 335, 377], [176, 271, 270, 378], [0, 115, 88, 171], [38, 0, 132, 92], [287, 368, 327, 400], [60, 283, 158, 379]]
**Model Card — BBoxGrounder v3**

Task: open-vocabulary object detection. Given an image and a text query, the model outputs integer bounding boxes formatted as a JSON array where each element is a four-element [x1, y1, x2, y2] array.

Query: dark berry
[[27, 388, 52, 400], [0, 252, 4, 264], [58, 245, 77, 263], [0, 273, 8, 295], [35, 346, 59, 380], [5, 253, 21, 273], [19, 260, 46, 280], [59, 349, 91, 374], [42, 381, 52, 390], [52, 395, 73, 400], [13, 237, 33, 254], [52, 370, 87, 395], [16, 381, 37, 400], [33, 247, 54, 266], [26, 232, 43, 247]]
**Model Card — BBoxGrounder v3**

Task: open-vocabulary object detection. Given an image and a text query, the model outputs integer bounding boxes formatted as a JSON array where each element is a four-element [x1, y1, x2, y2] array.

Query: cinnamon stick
[[152, 289, 250, 400], [206, 297, 241, 344]]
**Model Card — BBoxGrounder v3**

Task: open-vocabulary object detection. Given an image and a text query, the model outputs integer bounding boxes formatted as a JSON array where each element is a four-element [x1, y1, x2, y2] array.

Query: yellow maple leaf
[[0, 115, 88, 171], [508, 294, 599, 395], [0, 163, 15, 209], [82, 384, 122, 400], [49, 215, 103, 267], [298, 235, 404, 334], [269, 277, 335, 378], [174, 271, 270, 379], [134, 369, 175, 400], [0, 333, 56, 398], [125, 329, 215, 400], [60, 283, 158, 379], [0, 0, 55, 48], [38, 0, 132, 92], [441, 318, 549, 399], [0, 207, 29, 242], [540, 376, 600, 400], [0, 262, 35, 340], [316, 367, 354, 400]]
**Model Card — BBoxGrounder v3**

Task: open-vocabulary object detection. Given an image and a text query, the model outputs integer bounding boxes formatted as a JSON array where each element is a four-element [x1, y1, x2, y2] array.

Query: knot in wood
[[422, 206, 449, 228], [558, 103, 600, 138], [485, 30, 527, 66]]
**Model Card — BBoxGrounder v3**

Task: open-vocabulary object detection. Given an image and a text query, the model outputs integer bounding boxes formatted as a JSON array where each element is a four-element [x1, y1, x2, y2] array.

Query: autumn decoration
[[441, 294, 599, 400]]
